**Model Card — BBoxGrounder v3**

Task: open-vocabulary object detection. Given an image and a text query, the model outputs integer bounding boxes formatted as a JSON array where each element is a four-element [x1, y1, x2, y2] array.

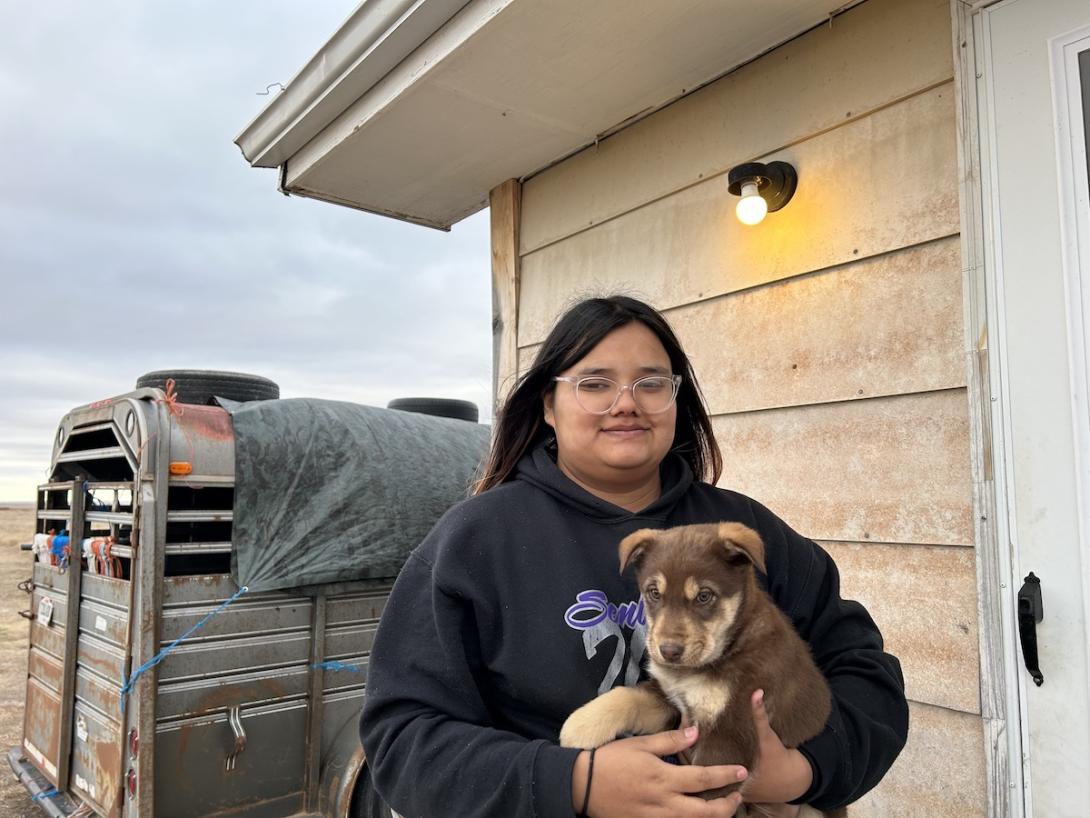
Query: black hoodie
[[360, 445, 908, 816]]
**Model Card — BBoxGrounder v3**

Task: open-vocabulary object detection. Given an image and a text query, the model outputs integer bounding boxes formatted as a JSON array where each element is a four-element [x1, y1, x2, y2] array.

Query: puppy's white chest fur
[[650, 665, 732, 726]]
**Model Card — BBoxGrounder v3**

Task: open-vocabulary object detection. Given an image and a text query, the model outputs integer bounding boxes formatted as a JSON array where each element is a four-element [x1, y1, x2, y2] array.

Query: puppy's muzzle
[[657, 643, 684, 663]]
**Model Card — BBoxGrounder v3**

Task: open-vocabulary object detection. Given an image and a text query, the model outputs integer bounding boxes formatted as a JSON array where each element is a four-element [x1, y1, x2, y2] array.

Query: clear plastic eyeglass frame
[[552, 374, 683, 415]]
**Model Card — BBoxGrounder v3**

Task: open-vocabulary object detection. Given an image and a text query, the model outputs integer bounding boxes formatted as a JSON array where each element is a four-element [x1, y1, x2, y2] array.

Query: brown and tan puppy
[[560, 523, 844, 818]]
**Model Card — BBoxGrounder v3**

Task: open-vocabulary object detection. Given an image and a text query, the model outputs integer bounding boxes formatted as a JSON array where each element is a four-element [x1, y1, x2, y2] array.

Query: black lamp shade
[[727, 161, 798, 212]]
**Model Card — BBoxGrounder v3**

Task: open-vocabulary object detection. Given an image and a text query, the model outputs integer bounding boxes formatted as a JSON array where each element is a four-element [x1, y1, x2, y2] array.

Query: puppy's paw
[[559, 701, 625, 749]]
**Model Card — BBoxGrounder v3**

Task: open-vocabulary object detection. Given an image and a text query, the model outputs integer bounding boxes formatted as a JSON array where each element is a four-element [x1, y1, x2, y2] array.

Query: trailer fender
[[319, 715, 365, 818]]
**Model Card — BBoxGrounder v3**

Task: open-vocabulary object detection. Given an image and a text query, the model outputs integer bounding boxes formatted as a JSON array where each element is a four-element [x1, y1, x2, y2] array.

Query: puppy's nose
[[658, 643, 684, 663]]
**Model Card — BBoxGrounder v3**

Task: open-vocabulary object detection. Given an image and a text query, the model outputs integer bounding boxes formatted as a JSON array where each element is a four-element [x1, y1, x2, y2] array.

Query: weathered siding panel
[[671, 237, 965, 413], [519, 83, 959, 347], [711, 391, 973, 546], [520, 0, 954, 254], [850, 703, 987, 818], [510, 0, 981, 809], [822, 541, 980, 715], [521, 237, 965, 407]]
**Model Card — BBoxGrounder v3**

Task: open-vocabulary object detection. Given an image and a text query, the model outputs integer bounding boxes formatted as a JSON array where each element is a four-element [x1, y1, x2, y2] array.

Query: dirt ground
[[0, 505, 48, 818]]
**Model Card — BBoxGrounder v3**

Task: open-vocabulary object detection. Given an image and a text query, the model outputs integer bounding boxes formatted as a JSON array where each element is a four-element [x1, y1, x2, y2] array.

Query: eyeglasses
[[552, 374, 682, 415]]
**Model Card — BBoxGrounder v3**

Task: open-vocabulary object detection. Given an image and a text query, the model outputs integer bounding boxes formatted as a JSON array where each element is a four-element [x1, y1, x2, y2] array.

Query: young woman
[[360, 296, 908, 818]]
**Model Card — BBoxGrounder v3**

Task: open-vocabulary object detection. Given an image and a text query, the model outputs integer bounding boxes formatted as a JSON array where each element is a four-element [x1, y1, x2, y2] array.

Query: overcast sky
[[1, 2, 494, 502]]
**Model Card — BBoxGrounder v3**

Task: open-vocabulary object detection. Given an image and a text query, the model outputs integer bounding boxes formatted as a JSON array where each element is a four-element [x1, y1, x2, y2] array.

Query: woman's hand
[[571, 725, 747, 817], [739, 689, 812, 810]]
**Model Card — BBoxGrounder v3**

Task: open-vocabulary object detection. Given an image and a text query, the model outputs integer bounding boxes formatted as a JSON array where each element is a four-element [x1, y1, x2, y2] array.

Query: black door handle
[[1017, 572, 1044, 687]]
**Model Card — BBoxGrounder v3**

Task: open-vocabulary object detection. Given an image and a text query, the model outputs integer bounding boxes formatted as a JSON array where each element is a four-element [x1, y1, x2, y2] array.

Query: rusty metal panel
[[669, 237, 965, 414], [156, 631, 311, 683], [154, 704, 307, 818], [519, 0, 953, 255], [159, 596, 311, 641], [76, 633, 126, 687], [30, 586, 68, 634], [77, 597, 128, 651], [850, 702, 986, 818], [325, 589, 389, 625], [68, 699, 124, 816], [27, 648, 63, 691], [22, 678, 61, 783], [81, 573, 130, 610], [319, 691, 366, 759], [159, 581, 312, 720], [22, 567, 70, 788], [323, 624, 377, 667], [30, 620, 65, 659], [33, 562, 64, 589], [160, 591, 311, 643], [157, 667, 311, 719], [169, 404, 235, 478], [712, 390, 973, 546], [821, 540, 980, 715], [161, 573, 238, 602], [518, 84, 959, 348], [74, 666, 123, 716]]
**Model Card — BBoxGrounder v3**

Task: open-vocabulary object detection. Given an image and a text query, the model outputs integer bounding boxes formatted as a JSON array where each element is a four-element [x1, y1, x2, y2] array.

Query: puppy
[[560, 522, 844, 818]]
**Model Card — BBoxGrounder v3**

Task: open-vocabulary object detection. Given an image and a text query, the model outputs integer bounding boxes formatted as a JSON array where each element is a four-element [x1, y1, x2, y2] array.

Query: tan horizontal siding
[[518, 82, 959, 347], [510, 0, 982, 808], [520, 0, 954, 254], [670, 237, 965, 413], [712, 390, 973, 546], [822, 541, 980, 715], [518, 235, 964, 409], [851, 702, 986, 818]]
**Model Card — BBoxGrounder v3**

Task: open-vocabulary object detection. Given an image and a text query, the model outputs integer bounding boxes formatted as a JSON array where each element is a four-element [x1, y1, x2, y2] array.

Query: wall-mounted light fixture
[[727, 161, 798, 225]]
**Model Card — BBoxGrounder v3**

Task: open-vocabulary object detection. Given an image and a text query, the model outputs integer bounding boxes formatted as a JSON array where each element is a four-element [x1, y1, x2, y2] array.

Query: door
[[977, 0, 1090, 815]]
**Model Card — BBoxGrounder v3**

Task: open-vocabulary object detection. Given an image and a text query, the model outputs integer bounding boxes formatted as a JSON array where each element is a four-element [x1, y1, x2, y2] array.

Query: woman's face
[[543, 321, 678, 490]]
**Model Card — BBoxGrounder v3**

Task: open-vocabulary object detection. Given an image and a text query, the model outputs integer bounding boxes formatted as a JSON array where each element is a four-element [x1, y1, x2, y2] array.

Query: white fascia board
[[281, 0, 516, 191], [235, 0, 471, 168]]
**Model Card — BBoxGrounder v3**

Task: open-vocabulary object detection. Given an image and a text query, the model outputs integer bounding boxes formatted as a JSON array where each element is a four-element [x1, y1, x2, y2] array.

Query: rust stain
[[23, 683, 61, 783], [73, 724, 124, 817], [28, 650, 63, 690], [177, 405, 234, 441], [329, 744, 365, 818], [176, 678, 287, 758]]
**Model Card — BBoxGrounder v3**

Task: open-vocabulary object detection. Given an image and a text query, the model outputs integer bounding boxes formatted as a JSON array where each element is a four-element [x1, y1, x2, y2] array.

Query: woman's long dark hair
[[474, 295, 722, 493]]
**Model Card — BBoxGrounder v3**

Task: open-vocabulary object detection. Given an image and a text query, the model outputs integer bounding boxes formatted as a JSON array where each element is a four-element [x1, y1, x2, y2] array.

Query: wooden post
[[490, 179, 522, 413]]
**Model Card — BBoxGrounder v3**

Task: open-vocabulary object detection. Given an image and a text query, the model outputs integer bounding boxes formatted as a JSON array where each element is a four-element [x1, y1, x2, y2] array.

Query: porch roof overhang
[[236, 0, 861, 230]]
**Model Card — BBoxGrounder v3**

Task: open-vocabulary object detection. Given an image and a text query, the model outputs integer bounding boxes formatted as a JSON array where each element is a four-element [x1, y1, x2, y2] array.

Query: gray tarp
[[222, 398, 490, 592]]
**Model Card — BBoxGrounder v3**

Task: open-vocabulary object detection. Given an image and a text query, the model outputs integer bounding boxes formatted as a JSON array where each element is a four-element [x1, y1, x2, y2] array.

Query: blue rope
[[32, 788, 59, 802], [312, 660, 362, 673], [120, 585, 249, 712]]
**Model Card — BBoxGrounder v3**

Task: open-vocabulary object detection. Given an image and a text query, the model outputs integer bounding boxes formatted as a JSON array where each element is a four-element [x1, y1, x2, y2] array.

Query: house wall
[[507, 0, 983, 813]]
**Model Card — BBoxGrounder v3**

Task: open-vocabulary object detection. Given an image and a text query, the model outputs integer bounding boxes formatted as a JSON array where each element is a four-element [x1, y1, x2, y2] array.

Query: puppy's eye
[[695, 589, 715, 605], [645, 587, 661, 602]]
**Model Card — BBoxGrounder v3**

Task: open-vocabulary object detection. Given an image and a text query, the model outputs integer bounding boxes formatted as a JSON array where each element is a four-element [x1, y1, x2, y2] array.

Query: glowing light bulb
[[736, 181, 767, 225]]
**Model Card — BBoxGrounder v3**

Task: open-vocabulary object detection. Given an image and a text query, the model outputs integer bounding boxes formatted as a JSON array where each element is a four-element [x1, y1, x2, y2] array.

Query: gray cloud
[[1, 2, 494, 501]]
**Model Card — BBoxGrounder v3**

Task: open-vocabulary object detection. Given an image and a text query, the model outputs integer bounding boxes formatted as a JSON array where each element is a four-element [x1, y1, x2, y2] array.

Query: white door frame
[[955, 2, 1090, 816], [1050, 30, 1090, 702]]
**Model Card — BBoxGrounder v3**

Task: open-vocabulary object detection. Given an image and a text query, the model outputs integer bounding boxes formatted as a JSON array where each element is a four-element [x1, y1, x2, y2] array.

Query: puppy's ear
[[717, 522, 767, 574], [618, 529, 658, 575]]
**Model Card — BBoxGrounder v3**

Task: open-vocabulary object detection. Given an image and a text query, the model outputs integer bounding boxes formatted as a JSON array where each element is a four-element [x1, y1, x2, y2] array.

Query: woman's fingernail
[[684, 725, 698, 739], [737, 767, 748, 781]]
